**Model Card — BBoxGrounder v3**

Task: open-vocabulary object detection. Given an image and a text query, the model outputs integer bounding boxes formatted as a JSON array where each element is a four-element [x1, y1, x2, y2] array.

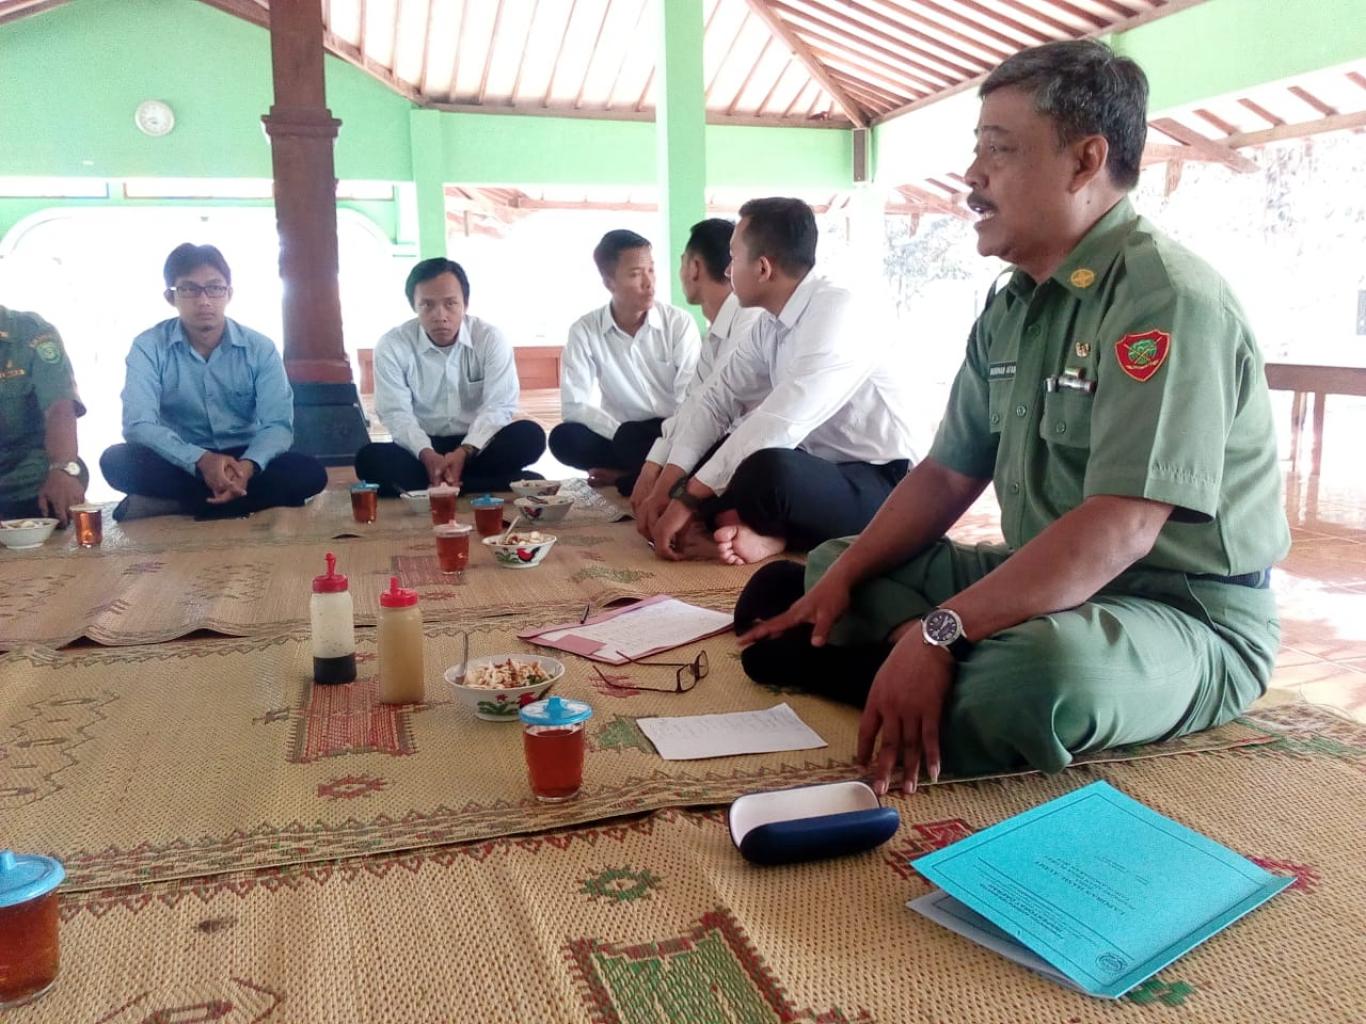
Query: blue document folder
[[909, 781, 1292, 999]]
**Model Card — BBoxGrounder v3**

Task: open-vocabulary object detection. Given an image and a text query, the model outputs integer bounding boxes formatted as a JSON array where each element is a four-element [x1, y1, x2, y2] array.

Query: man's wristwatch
[[50, 460, 81, 478], [668, 478, 704, 512], [921, 607, 973, 660], [458, 443, 479, 457]]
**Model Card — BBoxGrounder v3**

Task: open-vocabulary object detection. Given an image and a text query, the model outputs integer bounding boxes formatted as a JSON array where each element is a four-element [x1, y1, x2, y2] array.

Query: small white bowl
[[513, 494, 574, 525], [0, 518, 58, 551], [509, 479, 561, 498], [444, 654, 564, 721], [482, 531, 556, 568], [399, 490, 430, 515]]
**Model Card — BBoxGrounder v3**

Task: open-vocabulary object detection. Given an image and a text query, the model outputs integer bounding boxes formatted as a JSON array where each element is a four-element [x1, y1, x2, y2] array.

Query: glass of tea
[[519, 696, 593, 802], [69, 504, 101, 548], [0, 850, 64, 1009], [428, 484, 458, 525], [470, 494, 505, 537], [350, 483, 380, 524], [433, 522, 472, 575]]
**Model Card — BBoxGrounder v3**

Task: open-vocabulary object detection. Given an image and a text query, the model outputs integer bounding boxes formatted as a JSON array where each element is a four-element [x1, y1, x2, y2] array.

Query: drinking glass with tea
[[433, 522, 472, 575]]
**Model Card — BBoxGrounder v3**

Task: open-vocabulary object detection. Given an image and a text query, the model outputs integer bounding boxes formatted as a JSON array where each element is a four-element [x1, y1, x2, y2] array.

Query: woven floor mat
[[0, 622, 1280, 891], [15, 734, 1366, 1024], [0, 510, 760, 648], [0, 479, 631, 560]]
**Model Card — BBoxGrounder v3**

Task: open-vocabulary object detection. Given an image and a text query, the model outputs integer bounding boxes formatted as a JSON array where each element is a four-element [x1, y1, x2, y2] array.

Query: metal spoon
[[451, 630, 470, 685]]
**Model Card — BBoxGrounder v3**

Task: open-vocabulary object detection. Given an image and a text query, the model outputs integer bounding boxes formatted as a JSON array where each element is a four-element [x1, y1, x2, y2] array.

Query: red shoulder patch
[[1114, 329, 1170, 382]]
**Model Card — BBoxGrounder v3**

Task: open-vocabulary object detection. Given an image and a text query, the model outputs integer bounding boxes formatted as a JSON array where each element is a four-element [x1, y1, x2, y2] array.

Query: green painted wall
[[0, 0, 849, 190], [0, 0, 411, 180], [1110, 0, 1366, 112]]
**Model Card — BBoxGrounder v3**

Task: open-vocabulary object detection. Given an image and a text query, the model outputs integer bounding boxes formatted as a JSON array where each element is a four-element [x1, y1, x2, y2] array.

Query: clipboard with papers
[[517, 595, 734, 664]]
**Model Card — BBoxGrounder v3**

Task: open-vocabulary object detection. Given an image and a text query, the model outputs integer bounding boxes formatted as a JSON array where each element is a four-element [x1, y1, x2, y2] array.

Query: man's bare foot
[[713, 523, 786, 565], [586, 467, 625, 487], [674, 522, 720, 560]]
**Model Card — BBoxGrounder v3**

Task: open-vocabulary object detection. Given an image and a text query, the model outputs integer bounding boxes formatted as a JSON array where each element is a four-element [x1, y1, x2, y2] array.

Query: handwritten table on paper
[[636, 703, 827, 760], [532, 597, 733, 663]]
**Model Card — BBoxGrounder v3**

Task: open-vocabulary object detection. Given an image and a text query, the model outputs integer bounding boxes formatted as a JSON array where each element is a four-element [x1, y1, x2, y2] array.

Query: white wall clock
[[134, 99, 176, 137]]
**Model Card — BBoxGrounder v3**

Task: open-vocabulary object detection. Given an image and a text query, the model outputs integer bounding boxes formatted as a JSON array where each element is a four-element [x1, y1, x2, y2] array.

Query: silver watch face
[[923, 609, 962, 645]]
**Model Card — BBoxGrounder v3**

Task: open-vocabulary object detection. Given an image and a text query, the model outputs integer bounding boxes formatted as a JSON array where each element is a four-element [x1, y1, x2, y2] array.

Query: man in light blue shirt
[[100, 243, 327, 519]]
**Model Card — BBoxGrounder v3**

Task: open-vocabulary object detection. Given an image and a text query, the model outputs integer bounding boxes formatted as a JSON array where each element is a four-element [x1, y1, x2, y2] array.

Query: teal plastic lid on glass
[[470, 494, 504, 508], [0, 850, 65, 908], [350, 482, 379, 492], [519, 695, 593, 727]]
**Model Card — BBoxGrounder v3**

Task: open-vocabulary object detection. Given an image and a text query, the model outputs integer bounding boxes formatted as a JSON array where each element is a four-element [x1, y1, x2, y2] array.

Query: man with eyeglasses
[[0, 305, 88, 525], [100, 243, 327, 519]]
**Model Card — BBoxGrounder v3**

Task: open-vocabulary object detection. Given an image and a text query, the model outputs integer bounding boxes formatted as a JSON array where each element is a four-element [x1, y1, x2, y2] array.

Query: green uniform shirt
[[929, 199, 1289, 577], [0, 306, 83, 502]]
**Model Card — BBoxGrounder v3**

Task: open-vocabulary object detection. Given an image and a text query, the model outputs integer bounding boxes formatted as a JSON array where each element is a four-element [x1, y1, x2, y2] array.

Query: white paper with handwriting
[[636, 703, 827, 760]]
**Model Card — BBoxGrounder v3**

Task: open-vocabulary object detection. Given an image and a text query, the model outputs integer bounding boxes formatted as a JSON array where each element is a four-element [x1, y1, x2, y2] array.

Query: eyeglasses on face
[[171, 283, 229, 299], [592, 650, 709, 694]]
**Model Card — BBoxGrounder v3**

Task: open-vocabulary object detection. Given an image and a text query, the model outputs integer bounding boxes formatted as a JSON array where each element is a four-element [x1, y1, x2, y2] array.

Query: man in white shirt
[[650, 198, 919, 565], [548, 229, 701, 495], [630, 217, 762, 531], [355, 259, 546, 495]]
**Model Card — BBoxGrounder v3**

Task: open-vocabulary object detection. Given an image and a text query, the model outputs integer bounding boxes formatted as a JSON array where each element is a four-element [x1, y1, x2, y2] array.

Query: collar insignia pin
[[1070, 268, 1096, 289]]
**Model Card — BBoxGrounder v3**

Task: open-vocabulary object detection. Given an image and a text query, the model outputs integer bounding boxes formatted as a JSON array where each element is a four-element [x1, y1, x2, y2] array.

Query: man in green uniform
[[0, 305, 87, 524], [737, 39, 1288, 796]]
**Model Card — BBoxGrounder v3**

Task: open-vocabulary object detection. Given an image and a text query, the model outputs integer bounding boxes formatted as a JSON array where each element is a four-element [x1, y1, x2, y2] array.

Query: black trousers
[[734, 559, 891, 703], [703, 448, 908, 551], [355, 420, 546, 496], [100, 443, 327, 518], [548, 419, 663, 495]]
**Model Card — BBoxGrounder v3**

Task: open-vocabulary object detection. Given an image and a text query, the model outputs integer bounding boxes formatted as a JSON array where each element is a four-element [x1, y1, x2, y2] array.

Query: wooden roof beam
[[1224, 109, 1366, 149], [1149, 117, 1258, 172], [743, 0, 867, 126], [0, 0, 71, 26], [897, 184, 969, 219]]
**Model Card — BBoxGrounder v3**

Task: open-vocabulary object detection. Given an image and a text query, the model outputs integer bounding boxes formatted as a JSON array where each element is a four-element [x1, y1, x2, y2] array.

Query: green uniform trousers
[[807, 538, 1281, 777]]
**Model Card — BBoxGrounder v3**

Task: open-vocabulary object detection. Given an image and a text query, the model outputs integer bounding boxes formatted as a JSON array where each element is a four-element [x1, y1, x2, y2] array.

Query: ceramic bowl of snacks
[[513, 494, 574, 525], [0, 518, 58, 551], [399, 489, 431, 515], [444, 654, 565, 721], [509, 479, 561, 498], [482, 530, 556, 568]]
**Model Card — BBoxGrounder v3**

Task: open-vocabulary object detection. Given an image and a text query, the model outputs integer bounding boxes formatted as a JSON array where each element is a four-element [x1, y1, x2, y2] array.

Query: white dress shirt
[[646, 292, 764, 466], [560, 301, 701, 440], [668, 273, 919, 493], [373, 315, 520, 457]]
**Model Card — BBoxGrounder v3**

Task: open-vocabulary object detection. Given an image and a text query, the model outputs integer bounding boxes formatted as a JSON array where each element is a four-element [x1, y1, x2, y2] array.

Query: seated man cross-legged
[[100, 243, 327, 520], [354, 258, 546, 495], [0, 305, 88, 525], [629, 217, 763, 530], [738, 41, 1289, 795], [548, 229, 700, 495], [645, 198, 919, 565]]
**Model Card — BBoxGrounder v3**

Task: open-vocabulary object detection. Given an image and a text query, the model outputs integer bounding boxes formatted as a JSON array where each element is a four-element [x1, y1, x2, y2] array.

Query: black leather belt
[[1189, 568, 1272, 589]]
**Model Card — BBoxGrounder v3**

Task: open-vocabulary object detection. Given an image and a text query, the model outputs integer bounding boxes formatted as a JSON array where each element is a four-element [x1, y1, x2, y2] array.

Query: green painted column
[[655, 0, 707, 312], [408, 108, 446, 259]]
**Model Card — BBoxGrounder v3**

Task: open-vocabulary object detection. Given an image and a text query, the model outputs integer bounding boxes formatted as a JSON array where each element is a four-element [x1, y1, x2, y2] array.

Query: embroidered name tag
[[988, 361, 1017, 381]]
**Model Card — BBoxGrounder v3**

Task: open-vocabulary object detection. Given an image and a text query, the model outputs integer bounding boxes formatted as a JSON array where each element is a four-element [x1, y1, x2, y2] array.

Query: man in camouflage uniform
[[737, 40, 1288, 796], [0, 305, 87, 524]]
